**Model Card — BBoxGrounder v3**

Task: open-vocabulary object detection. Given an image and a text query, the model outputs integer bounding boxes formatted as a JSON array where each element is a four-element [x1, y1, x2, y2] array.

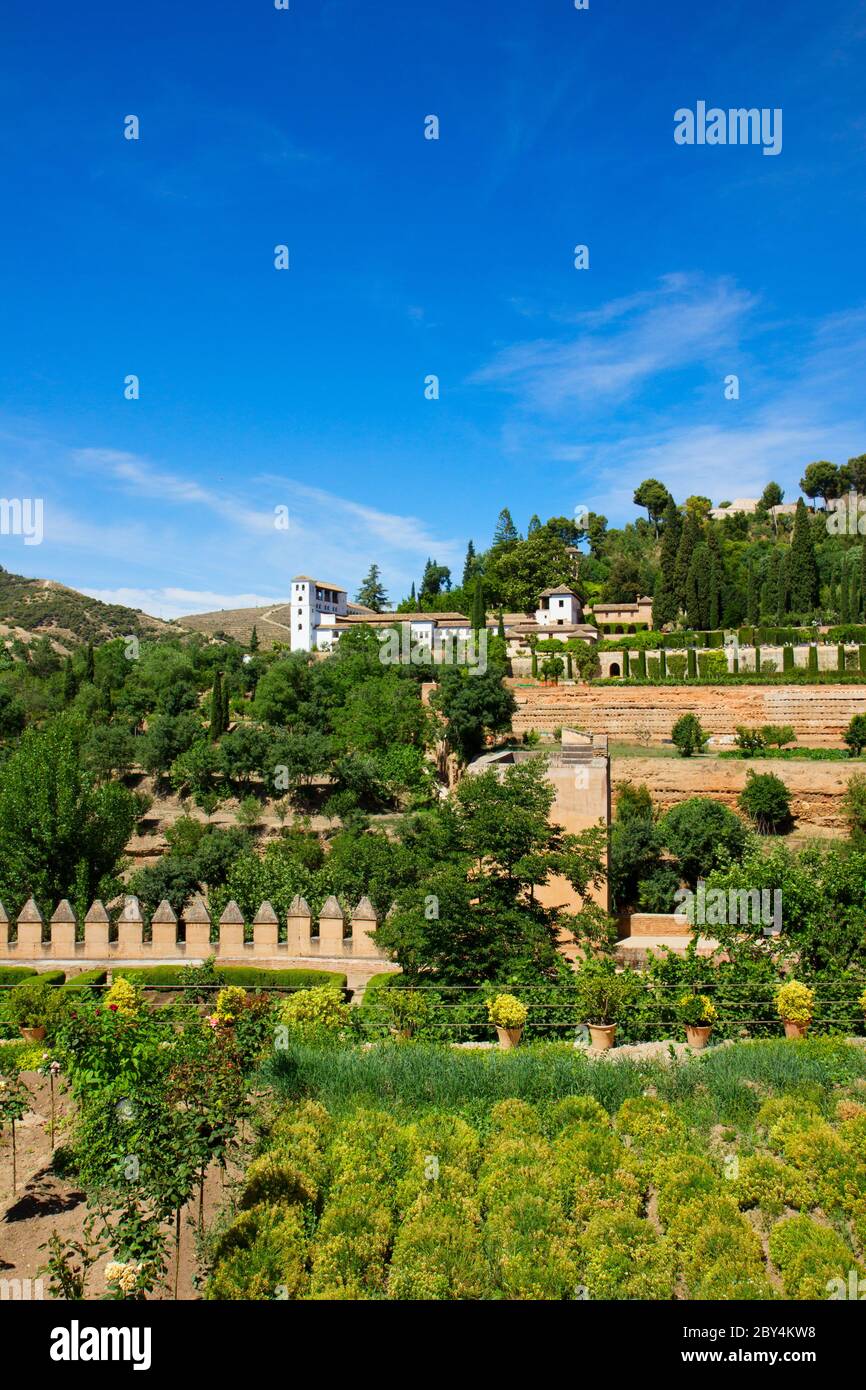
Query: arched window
[[609, 661, 621, 677]]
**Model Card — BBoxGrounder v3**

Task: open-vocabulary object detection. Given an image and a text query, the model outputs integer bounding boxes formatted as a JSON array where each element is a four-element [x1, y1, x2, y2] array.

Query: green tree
[[671, 713, 707, 758], [491, 508, 519, 549], [844, 714, 866, 756], [739, 771, 792, 834], [652, 497, 682, 629], [209, 671, 224, 741], [0, 716, 140, 916], [431, 666, 516, 763], [356, 564, 389, 612], [746, 555, 760, 626], [0, 686, 26, 738], [800, 461, 841, 507], [788, 499, 819, 615], [633, 479, 671, 536], [471, 579, 487, 632], [674, 510, 702, 614], [462, 541, 480, 588], [249, 626, 259, 653], [660, 798, 747, 888], [760, 481, 784, 534]]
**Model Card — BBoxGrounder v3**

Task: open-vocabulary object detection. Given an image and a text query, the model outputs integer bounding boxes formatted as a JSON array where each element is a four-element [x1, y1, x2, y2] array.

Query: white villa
[[289, 575, 597, 655]]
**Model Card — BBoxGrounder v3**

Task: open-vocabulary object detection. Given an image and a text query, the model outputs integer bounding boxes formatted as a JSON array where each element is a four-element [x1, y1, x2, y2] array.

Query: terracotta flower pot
[[685, 1024, 712, 1049], [588, 1023, 617, 1050], [495, 1025, 523, 1049], [20, 1026, 46, 1042], [783, 1019, 809, 1040]]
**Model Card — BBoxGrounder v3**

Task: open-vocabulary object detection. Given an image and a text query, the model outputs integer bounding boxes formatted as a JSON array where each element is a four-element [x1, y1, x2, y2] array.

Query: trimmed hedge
[[114, 965, 347, 990], [62, 969, 108, 990], [0, 967, 37, 985]]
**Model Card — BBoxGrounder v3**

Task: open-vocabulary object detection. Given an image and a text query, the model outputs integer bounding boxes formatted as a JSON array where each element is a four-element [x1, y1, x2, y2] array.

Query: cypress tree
[[222, 678, 230, 733], [707, 530, 723, 631], [861, 546, 866, 620], [674, 511, 701, 614], [462, 541, 477, 588], [652, 497, 681, 628], [789, 498, 819, 616], [840, 560, 851, 624], [84, 643, 95, 684], [497, 610, 506, 640], [686, 544, 710, 631], [776, 551, 789, 626], [762, 549, 780, 621], [62, 656, 77, 704], [471, 581, 487, 632], [250, 625, 259, 652], [210, 671, 223, 741], [746, 556, 760, 626]]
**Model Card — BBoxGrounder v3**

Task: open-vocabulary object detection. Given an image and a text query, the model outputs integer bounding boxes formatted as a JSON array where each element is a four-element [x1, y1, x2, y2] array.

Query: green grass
[[261, 1036, 866, 1124]]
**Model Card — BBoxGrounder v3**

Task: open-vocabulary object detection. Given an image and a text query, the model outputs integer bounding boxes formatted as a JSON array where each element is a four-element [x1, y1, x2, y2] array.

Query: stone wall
[[510, 682, 866, 745], [0, 893, 396, 991], [612, 756, 856, 828]]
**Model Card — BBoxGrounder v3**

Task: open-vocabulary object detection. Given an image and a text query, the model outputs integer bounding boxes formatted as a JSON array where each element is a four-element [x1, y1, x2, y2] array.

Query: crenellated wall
[[0, 893, 396, 990]]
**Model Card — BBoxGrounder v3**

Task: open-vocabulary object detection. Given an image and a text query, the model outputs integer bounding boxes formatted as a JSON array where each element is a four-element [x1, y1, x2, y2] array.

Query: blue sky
[[1, 0, 865, 617]]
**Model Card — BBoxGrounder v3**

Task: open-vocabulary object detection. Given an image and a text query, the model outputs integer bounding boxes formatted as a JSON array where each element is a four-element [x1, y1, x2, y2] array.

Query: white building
[[290, 576, 597, 655], [290, 576, 350, 652]]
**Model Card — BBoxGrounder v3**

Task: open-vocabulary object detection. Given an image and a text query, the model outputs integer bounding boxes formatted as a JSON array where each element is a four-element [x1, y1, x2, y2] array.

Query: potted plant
[[2, 977, 56, 1042], [775, 980, 814, 1039], [487, 993, 528, 1048], [574, 966, 636, 1050], [675, 992, 717, 1049]]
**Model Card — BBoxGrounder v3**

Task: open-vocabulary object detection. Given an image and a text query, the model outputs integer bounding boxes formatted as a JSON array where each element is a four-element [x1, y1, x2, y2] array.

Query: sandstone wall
[[611, 756, 857, 828], [510, 683, 866, 746]]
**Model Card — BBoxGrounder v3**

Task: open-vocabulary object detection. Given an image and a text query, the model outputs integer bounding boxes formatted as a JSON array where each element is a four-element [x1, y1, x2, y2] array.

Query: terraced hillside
[[0, 567, 174, 650]]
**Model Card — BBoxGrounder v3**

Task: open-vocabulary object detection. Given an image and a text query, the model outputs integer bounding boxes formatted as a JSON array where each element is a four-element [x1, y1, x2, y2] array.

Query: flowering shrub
[[675, 993, 717, 1027], [103, 978, 142, 1018], [214, 986, 247, 1023], [486, 994, 528, 1030], [775, 980, 815, 1025]]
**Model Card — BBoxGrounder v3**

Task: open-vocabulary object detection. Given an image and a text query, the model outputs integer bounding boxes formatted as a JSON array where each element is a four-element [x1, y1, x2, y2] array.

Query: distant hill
[[0, 567, 175, 651], [176, 602, 293, 648]]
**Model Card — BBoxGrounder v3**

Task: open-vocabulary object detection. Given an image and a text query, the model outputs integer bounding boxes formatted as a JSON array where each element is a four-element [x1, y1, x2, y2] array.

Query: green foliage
[[671, 713, 706, 757], [738, 771, 792, 833]]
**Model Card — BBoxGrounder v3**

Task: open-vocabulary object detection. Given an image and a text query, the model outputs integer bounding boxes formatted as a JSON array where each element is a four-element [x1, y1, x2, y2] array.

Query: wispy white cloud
[[473, 275, 757, 411], [81, 587, 284, 621]]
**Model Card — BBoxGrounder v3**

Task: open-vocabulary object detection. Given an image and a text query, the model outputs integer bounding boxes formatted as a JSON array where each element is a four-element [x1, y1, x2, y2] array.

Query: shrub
[[580, 1211, 676, 1300], [671, 714, 707, 757], [214, 985, 247, 1023], [738, 770, 792, 833], [845, 714, 866, 756], [487, 994, 528, 1029], [775, 980, 815, 1025], [0, 977, 61, 1029], [206, 1203, 308, 1300], [103, 977, 142, 1017], [761, 724, 796, 749], [769, 1214, 862, 1299], [279, 986, 349, 1038], [731, 1154, 810, 1217], [574, 964, 640, 1026], [734, 726, 766, 756], [675, 993, 717, 1027]]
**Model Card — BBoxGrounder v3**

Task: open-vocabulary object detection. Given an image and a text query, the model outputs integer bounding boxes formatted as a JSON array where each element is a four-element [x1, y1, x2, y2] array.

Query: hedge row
[[114, 965, 347, 990]]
